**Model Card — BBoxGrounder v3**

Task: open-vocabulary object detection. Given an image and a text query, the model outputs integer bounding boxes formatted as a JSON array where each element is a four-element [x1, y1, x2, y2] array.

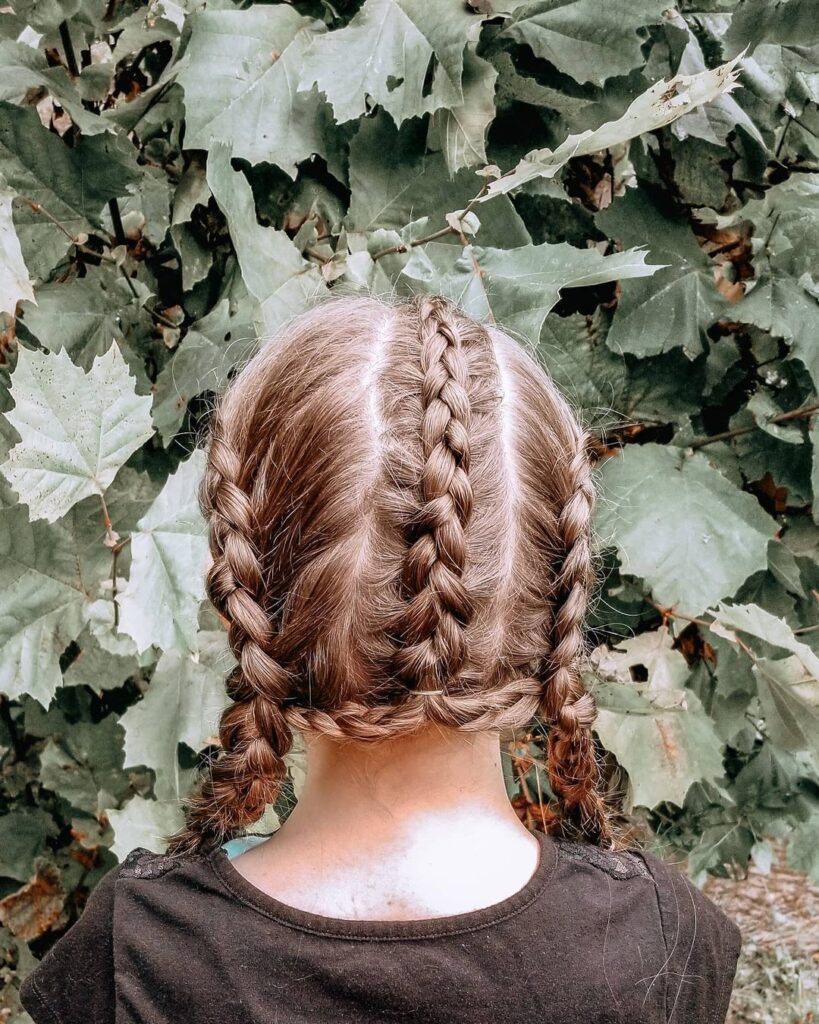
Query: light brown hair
[[164, 293, 619, 856]]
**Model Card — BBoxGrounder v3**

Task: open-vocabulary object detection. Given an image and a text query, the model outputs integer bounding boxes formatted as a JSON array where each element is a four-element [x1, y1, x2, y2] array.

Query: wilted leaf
[[482, 54, 744, 199]]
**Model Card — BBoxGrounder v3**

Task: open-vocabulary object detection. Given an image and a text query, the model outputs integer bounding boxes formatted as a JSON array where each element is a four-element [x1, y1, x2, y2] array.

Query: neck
[[276, 723, 528, 855]]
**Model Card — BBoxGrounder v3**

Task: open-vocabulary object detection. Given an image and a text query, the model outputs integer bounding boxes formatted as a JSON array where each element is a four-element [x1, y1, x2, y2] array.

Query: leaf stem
[[59, 21, 79, 78], [371, 182, 489, 261], [687, 401, 819, 450]]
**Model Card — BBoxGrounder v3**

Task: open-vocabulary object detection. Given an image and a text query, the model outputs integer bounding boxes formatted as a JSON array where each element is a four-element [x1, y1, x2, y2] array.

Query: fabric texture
[[19, 829, 742, 1024]]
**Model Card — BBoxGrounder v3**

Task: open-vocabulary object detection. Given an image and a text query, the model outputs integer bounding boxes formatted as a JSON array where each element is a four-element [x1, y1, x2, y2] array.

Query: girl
[[20, 294, 742, 1024]]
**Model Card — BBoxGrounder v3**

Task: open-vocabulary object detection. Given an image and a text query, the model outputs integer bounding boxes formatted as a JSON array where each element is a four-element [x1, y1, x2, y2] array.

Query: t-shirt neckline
[[208, 828, 558, 941]]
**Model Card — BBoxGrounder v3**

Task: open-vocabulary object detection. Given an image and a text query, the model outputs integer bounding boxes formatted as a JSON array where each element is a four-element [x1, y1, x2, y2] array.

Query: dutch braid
[[536, 437, 615, 848], [158, 294, 621, 858], [164, 421, 295, 857], [386, 295, 477, 695]]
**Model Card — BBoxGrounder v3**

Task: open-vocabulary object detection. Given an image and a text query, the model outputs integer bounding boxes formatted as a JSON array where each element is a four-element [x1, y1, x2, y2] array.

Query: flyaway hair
[[163, 294, 620, 857]]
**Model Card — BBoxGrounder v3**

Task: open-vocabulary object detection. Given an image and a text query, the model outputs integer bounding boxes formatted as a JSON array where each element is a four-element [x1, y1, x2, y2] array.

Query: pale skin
[[228, 723, 542, 921]]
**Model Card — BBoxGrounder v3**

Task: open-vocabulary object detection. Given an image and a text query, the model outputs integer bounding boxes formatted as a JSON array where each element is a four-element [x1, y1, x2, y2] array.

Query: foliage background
[[0, 0, 818, 1016]]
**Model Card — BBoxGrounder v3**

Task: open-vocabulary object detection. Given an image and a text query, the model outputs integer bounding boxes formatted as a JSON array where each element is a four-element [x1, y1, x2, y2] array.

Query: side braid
[[164, 421, 295, 857], [537, 438, 616, 848], [387, 295, 477, 694]]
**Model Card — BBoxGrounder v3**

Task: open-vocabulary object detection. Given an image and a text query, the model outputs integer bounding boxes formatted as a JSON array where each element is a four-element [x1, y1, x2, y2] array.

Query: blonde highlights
[[163, 293, 617, 856]]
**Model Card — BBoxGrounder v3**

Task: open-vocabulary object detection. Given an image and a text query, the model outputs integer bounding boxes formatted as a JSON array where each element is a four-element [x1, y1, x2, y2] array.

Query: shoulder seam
[[554, 838, 653, 881], [118, 847, 183, 880]]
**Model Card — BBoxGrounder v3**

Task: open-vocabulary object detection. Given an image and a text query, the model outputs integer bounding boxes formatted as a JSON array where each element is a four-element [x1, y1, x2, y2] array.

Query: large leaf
[[595, 443, 775, 617], [18, 268, 152, 372], [0, 103, 139, 279], [0, 185, 34, 316], [752, 656, 819, 756], [346, 111, 530, 246], [299, 0, 480, 126], [482, 54, 744, 200], [120, 632, 231, 802], [177, 7, 333, 179], [589, 628, 727, 809], [105, 796, 184, 860], [500, 0, 668, 87], [1, 344, 153, 524], [205, 142, 328, 336], [402, 239, 662, 343], [595, 188, 726, 358], [709, 601, 819, 680], [0, 507, 92, 706], [428, 50, 498, 176], [116, 451, 208, 656]]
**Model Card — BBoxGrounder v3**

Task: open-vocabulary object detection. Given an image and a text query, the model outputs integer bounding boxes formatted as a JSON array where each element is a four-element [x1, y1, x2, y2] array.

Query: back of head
[[164, 293, 615, 856]]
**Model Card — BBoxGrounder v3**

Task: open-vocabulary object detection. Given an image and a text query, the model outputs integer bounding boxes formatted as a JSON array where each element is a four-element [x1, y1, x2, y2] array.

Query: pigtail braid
[[388, 295, 477, 694], [164, 420, 295, 857], [538, 438, 615, 848]]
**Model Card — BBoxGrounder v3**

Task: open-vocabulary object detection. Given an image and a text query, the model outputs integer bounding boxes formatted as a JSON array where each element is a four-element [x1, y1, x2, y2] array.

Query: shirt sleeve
[[19, 860, 122, 1024], [638, 848, 743, 1024]]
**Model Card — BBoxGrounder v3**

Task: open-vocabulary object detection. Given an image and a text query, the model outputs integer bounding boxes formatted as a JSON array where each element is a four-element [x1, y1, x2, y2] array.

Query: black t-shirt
[[20, 830, 742, 1024]]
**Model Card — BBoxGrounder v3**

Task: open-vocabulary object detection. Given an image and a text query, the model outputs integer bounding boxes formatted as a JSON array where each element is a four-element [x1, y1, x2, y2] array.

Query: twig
[[110, 535, 130, 628], [109, 199, 126, 246], [371, 182, 490, 261], [371, 223, 455, 261], [688, 401, 819, 450], [19, 197, 118, 262], [59, 21, 79, 78]]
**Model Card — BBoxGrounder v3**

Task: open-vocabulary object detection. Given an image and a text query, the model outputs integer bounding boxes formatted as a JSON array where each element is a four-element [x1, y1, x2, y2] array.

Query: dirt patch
[[702, 842, 818, 1023]]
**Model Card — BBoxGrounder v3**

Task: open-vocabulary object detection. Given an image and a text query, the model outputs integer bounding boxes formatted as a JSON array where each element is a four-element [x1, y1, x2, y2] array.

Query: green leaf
[[482, 54, 744, 199], [1, 344, 154, 523], [709, 601, 819, 680], [0, 185, 34, 316], [152, 296, 255, 446], [116, 451, 208, 656], [402, 239, 662, 343], [595, 188, 725, 358], [0, 103, 139, 279], [62, 627, 138, 694], [589, 628, 727, 809], [38, 715, 127, 817], [299, 0, 480, 126], [428, 49, 497, 176], [120, 632, 231, 802], [206, 142, 328, 336], [0, 809, 54, 881], [346, 112, 530, 246], [752, 656, 819, 756], [786, 812, 819, 884], [105, 796, 185, 860], [501, 0, 668, 87], [595, 444, 775, 617], [18, 268, 152, 372], [0, 39, 110, 137], [177, 7, 333, 179]]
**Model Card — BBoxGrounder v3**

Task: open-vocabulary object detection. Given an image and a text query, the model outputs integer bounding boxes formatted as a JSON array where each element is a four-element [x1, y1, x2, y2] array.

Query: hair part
[[163, 293, 621, 857]]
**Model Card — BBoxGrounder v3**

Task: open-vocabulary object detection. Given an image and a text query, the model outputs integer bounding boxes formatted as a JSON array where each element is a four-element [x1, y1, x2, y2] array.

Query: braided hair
[[163, 294, 618, 856]]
